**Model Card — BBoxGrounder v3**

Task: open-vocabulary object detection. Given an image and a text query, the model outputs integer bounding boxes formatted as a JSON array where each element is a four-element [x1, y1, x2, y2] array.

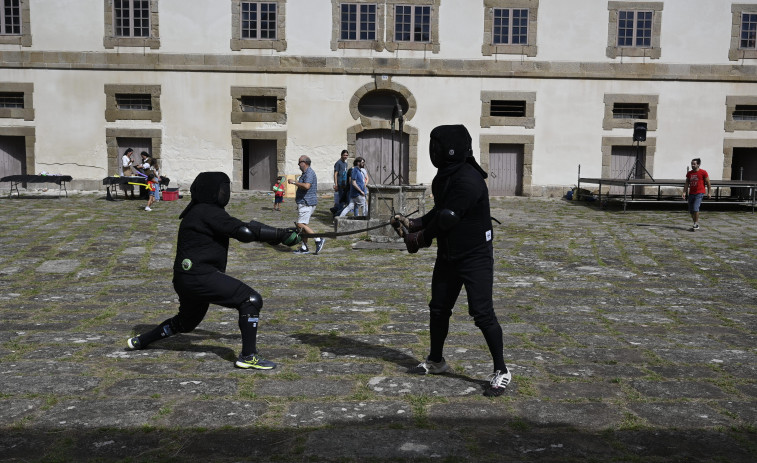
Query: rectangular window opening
[[242, 2, 277, 40], [396, 4, 430, 43], [241, 96, 277, 113], [617, 10, 652, 48], [115, 93, 152, 111], [0, 92, 24, 108], [0, 0, 21, 35], [490, 100, 526, 117], [114, 0, 150, 38], [612, 102, 649, 120], [341, 3, 376, 41], [733, 105, 757, 121], [741, 12, 757, 49], [493, 8, 528, 45]]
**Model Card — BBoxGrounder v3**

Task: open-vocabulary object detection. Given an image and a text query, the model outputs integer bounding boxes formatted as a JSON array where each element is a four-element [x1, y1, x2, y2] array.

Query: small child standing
[[272, 176, 286, 211], [145, 173, 160, 211]]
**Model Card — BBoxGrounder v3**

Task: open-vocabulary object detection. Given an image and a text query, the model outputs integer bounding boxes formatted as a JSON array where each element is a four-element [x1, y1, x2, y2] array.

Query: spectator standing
[[289, 156, 326, 255], [121, 148, 135, 176], [144, 173, 159, 211], [120, 148, 136, 198], [339, 157, 367, 217], [272, 175, 286, 211], [682, 157, 712, 231], [331, 149, 350, 217]]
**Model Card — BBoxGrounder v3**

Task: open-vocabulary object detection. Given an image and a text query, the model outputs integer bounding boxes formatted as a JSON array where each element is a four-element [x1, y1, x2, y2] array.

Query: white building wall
[[2, 0, 757, 193]]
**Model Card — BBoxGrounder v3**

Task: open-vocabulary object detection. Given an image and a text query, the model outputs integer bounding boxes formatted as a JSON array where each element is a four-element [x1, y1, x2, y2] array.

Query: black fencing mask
[[180, 171, 231, 218], [429, 125, 473, 168]]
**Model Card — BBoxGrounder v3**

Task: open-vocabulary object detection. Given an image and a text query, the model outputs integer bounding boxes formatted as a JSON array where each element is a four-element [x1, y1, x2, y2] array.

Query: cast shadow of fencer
[[291, 333, 489, 390], [127, 325, 237, 362]]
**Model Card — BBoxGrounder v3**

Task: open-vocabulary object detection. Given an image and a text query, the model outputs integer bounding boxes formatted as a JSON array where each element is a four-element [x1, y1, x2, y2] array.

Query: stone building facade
[[1, 0, 756, 195]]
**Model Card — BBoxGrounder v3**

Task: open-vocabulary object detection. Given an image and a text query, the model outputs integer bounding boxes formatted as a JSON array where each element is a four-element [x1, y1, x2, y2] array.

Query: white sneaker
[[144, 206, 152, 211], [484, 368, 512, 397]]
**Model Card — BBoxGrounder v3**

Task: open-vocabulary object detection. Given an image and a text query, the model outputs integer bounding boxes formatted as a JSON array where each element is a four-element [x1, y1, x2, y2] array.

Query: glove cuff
[[408, 217, 423, 233]]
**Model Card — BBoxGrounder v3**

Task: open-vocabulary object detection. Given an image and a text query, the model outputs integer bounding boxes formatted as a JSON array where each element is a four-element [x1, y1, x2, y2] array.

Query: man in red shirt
[[682, 158, 711, 230]]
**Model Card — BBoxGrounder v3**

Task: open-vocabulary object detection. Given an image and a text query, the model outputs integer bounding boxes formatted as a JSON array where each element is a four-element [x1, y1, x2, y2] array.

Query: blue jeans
[[687, 193, 704, 213]]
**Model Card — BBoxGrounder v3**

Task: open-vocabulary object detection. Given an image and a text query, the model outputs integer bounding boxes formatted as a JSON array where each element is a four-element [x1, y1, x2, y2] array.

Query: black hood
[[179, 171, 231, 218], [429, 125, 473, 168]]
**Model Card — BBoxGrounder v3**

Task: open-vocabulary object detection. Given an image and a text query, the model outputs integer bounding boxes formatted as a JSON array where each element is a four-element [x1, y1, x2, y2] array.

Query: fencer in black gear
[[393, 124, 512, 396], [127, 172, 301, 370]]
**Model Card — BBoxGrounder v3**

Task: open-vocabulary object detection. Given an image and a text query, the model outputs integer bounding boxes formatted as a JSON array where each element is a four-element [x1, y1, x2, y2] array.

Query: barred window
[[617, 10, 652, 47], [612, 103, 649, 120], [395, 4, 430, 42], [114, 0, 150, 38], [242, 2, 277, 40], [740, 13, 757, 50], [490, 100, 526, 117], [0, 0, 20, 35], [0, 92, 23, 108], [240, 96, 277, 113], [733, 105, 757, 121], [493, 8, 528, 45], [341, 3, 376, 41], [115, 94, 152, 111]]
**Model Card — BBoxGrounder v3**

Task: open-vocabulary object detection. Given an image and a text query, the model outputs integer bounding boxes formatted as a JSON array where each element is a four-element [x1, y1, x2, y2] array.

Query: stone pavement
[[0, 189, 755, 462]]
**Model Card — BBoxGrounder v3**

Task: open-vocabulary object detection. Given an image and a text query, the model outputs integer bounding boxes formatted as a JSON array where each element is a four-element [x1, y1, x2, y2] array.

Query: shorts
[[297, 203, 316, 224], [688, 193, 704, 213], [274, 195, 283, 204]]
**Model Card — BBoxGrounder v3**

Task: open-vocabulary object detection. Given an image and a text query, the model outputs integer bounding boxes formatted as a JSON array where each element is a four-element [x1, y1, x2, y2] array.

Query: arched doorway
[[347, 77, 418, 185]]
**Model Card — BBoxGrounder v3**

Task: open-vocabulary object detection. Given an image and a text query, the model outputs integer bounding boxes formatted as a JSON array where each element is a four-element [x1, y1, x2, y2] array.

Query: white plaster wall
[[17, 66, 752, 190], [159, 0, 230, 54], [16, 0, 757, 66], [28, 0, 105, 52]]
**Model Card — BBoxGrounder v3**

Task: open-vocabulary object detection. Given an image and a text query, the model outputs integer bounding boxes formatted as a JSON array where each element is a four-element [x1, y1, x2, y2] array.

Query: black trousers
[[172, 271, 259, 332], [428, 242, 506, 371]]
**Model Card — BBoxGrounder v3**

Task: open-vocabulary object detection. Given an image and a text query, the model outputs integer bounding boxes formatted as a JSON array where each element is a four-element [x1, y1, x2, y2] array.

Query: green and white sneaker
[[235, 353, 276, 370], [127, 336, 142, 350]]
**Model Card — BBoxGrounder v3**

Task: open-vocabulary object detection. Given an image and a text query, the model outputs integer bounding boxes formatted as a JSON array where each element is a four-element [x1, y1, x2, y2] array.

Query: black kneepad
[[239, 291, 263, 317]]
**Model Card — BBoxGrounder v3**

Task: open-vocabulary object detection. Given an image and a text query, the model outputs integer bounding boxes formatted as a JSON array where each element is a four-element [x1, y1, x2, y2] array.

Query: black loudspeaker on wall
[[633, 122, 647, 142]]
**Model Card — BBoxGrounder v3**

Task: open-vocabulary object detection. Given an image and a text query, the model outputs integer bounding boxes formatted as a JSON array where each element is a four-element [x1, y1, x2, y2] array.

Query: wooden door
[[244, 139, 277, 191], [356, 129, 409, 186], [610, 145, 645, 195], [0, 136, 26, 179], [488, 144, 523, 196]]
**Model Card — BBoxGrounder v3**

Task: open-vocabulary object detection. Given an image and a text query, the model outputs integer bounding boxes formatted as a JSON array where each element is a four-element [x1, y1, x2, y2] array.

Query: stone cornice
[[1, 50, 756, 82]]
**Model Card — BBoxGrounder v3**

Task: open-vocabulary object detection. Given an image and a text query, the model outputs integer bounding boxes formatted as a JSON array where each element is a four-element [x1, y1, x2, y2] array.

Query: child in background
[[272, 176, 286, 211], [145, 173, 159, 211]]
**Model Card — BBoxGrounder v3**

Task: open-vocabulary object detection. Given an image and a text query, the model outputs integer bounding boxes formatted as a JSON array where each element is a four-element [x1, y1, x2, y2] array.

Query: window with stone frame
[[482, 0, 538, 57], [725, 96, 757, 132], [730, 4, 757, 61], [385, 0, 440, 53], [603, 94, 658, 131], [231, 0, 287, 51], [104, 0, 159, 49], [606, 1, 662, 59], [0, 83, 33, 121], [105, 84, 161, 122], [481, 91, 535, 128], [331, 0, 385, 51], [231, 87, 287, 124], [0, 0, 30, 46]]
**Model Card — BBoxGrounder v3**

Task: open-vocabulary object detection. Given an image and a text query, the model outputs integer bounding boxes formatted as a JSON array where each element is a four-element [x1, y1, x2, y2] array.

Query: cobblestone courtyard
[[0, 190, 755, 462]]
